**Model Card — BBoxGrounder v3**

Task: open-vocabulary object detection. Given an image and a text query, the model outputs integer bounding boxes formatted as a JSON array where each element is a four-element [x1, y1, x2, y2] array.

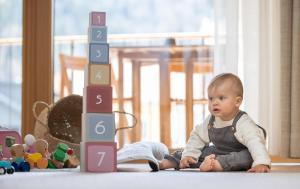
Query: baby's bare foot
[[199, 154, 215, 172], [212, 159, 223, 171]]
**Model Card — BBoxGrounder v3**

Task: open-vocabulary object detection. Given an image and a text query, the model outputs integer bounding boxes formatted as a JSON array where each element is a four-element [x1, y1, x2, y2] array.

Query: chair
[[59, 54, 87, 98]]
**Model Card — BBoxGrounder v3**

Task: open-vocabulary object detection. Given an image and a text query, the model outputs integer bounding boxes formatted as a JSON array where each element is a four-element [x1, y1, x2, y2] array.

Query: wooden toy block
[[89, 43, 109, 63], [88, 26, 107, 43], [89, 12, 106, 26], [0, 130, 22, 158], [85, 142, 116, 172], [82, 113, 115, 142], [84, 85, 112, 113], [84, 64, 111, 86]]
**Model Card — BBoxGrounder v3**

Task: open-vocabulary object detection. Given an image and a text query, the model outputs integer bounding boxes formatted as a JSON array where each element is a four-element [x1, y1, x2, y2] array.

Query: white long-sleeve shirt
[[182, 114, 271, 167]]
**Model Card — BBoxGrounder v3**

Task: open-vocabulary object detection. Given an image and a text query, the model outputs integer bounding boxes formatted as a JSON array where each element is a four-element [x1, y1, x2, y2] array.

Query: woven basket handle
[[114, 111, 137, 134], [32, 101, 51, 127]]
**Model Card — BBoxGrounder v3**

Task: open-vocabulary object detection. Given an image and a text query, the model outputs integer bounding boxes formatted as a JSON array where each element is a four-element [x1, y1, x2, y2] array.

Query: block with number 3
[[85, 142, 116, 172], [89, 43, 109, 63]]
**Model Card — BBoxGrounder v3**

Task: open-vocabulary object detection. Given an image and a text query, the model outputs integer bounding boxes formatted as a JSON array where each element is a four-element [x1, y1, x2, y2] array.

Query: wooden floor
[[270, 156, 300, 172]]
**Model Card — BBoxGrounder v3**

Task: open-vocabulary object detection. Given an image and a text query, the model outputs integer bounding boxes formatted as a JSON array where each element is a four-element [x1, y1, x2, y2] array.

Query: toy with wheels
[[0, 160, 15, 175]]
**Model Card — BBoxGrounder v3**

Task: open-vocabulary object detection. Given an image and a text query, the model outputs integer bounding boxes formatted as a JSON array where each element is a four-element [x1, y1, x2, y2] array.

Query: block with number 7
[[85, 142, 116, 172]]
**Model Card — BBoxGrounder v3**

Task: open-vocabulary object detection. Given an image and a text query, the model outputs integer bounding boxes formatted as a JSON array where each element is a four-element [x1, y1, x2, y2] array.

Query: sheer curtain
[[214, 0, 260, 122]]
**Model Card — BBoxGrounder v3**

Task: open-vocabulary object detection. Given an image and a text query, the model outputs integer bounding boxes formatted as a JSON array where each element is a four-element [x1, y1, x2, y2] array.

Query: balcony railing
[[0, 33, 214, 148]]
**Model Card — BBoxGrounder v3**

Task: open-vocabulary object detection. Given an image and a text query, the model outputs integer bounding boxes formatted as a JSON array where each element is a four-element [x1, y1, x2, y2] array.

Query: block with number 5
[[84, 85, 112, 113], [85, 142, 116, 172], [89, 43, 109, 63], [82, 113, 115, 142]]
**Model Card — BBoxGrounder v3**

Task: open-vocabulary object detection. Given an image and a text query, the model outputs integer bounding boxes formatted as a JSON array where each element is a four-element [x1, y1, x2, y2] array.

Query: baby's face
[[208, 82, 242, 121]]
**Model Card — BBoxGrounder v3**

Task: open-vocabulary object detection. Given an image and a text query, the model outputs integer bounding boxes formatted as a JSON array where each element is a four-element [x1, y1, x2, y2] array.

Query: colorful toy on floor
[[0, 160, 15, 175], [10, 144, 30, 172], [0, 129, 22, 158], [48, 143, 79, 169], [25, 139, 49, 169], [24, 134, 37, 153]]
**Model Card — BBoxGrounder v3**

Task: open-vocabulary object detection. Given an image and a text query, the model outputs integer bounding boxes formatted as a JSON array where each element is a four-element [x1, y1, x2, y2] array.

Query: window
[[0, 0, 23, 132], [54, 0, 214, 148]]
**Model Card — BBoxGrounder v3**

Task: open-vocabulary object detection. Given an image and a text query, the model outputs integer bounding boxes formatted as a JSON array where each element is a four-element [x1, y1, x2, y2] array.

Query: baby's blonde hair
[[208, 73, 243, 98]]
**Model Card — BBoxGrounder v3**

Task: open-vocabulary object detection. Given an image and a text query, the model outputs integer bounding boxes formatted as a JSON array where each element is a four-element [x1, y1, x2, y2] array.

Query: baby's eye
[[219, 96, 225, 100], [208, 97, 213, 101]]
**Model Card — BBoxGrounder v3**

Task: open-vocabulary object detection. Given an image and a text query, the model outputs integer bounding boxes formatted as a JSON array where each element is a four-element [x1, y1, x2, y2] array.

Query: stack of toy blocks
[[81, 12, 116, 172]]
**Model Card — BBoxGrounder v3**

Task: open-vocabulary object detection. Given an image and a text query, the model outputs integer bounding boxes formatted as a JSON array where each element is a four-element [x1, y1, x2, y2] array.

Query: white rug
[[1, 163, 300, 189]]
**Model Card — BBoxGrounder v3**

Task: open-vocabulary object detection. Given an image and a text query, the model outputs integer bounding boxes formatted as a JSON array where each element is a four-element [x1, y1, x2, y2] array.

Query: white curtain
[[214, 0, 260, 122]]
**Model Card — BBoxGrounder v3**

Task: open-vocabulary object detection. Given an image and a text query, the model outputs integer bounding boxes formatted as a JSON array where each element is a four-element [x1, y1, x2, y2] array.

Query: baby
[[152, 73, 270, 172]]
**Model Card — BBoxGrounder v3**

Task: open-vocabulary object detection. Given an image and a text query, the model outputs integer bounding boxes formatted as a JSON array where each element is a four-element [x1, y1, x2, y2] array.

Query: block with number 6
[[82, 113, 115, 142], [85, 142, 116, 172]]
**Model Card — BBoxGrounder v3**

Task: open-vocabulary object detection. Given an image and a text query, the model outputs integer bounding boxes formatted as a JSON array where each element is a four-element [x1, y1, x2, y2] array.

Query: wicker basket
[[33, 95, 82, 159]]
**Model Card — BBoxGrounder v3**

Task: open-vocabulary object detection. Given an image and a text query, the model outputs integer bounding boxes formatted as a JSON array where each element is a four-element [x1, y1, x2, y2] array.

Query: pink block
[[86, 85, 112, 113], [85, 142, 117, 172], [90, 12, 106, 26], [0, 130, 22, 158]]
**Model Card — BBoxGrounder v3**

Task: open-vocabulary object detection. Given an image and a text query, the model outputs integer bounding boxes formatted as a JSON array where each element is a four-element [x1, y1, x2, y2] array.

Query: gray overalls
[[164, 111, 266, 171]]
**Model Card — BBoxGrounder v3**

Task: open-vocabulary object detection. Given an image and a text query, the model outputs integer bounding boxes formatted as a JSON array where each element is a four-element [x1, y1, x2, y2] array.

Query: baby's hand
[[179, 156, 197, 169], [247, 164, 270, 173]]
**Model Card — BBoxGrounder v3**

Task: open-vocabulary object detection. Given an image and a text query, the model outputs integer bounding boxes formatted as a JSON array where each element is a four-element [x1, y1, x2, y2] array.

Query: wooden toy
[[84, 85, 112, 113], [88, 26, 107, 43], [85, 64, 111, 86], [0, 160, 14, 175], [23, 139, 49, 169], [0, 130, 22, 158], [89, 43, 109, 63], [89, 12, 106, 26], [81, 11, 116, 173], [84, 142, 116, 172], [82, 113, 115, 142], [24, 134, 36, 153], [49, 143, 79, 169], [26, 153, 48, 169], [34, 139, 49, 158], [10, 144, 30, 172]]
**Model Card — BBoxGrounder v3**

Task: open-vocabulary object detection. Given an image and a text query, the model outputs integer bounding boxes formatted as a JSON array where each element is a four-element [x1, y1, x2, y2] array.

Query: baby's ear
[[236, 96, 243, 106]]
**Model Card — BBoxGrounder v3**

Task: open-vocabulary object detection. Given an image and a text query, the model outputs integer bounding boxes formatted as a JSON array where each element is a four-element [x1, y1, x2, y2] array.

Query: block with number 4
[[84, 64, 111, 86], [89, 43, 109, 63], [88, 26, 107, 43], [85, 142, 116, 172], [89, 12, 106, 26], [83, 85, 112, 113], [82, 113, 115, 142]]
